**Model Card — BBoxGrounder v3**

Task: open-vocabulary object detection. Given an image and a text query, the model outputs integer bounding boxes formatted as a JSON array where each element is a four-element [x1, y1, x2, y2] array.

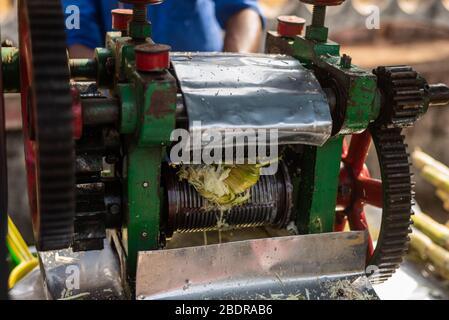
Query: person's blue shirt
[[62, 0, 263, 52]]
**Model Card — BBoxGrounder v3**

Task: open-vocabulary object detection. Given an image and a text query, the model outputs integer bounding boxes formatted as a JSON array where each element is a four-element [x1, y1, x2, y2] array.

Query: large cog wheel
[[369, 126, 413, 283], [338, 126, 413, 283], [19, 0, 75, 250]]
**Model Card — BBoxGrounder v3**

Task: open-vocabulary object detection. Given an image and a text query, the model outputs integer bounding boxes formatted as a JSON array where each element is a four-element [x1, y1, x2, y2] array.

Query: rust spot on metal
[[147, 88, 176, 119]]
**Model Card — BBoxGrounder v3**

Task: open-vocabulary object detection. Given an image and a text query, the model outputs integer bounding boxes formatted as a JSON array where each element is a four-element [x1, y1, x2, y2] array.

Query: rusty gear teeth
[[368, 126, 413, 283], [374, 66, 426, 128]]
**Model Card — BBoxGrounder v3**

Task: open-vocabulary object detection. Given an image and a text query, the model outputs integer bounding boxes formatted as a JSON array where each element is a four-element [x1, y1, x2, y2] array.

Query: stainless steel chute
[[136, 231, 378, 300]]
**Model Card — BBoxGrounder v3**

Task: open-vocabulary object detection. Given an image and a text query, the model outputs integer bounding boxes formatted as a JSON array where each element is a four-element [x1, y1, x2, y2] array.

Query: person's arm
[[223, 8, 262, 53], [69, 44, 95, 59], [62, 0, 104, 58], [214, 0, 265, 53]]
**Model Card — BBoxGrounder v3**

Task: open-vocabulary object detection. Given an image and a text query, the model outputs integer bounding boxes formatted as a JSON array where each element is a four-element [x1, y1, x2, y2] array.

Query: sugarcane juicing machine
[[2, 0, 449, 299]]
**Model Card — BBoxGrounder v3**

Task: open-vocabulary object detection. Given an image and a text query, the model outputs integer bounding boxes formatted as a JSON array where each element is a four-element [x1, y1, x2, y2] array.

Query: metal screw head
[[142, 181, 149, 188], [109, 204, 121, 215], [340, 54, 352, 69], [141, 231, 148, 238]]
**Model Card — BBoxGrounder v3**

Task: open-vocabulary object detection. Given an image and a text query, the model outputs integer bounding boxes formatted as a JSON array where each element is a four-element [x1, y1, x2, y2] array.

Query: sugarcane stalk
[[412, 212, 449, 250], [436, 189, 449, 203], [412, 149, 449, 176], [412, 149, 449, 192], [436, 189, 449, 212], [420, 165, 449, 194], [444, 203, 449, 213], [409, 229, 449, 280]]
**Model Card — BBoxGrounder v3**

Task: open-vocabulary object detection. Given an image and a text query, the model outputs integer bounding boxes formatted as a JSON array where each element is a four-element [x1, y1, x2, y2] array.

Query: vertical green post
[[126, 146, 164, 275], [297, 137, 343, 234], [123, 70, 176, 276]]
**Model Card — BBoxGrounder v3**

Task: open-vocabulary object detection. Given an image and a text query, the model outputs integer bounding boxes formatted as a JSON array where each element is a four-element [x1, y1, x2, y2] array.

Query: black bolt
[[340, 54, 352, 69], [132, 4, 147, 23], [108, 204, 121, 215]]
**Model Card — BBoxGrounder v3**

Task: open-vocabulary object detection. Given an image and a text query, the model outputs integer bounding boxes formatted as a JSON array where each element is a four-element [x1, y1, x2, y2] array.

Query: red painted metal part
[[357, 175, 382, 208], [336, 163, 352, 211], [19, 1, 78, 232], [345, 129, 372, 177], [277, 16, 306, 37], [334, 212, 347, 232], [337, 130, 383, 258], [135, 43, 171, 72], [19, 5, 38, 228], [71, 87, 82, 140], [112, 9, 133, 31], [342, 137, 349, 158], [347, 200, 375, 257]]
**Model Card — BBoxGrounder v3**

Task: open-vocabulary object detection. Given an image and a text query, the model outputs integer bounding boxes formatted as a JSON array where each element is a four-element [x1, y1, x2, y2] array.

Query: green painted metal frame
[[108, 33, 177, 275], [296, 137, 343, 234], [266, 22, 380, 235], [125, 81, 176, 274], [126, 146, 165, 276], [130, 72, 175, 273], [104, 15, 382, 271]]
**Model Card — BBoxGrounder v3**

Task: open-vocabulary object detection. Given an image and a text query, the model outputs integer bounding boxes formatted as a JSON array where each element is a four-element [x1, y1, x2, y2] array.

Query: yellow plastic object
[[7, 217, 34, 262], [8, 259, 39, 289], [7, 216, 39, 288]]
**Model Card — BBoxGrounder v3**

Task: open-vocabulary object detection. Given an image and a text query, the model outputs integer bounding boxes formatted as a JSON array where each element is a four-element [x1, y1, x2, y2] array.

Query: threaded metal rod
[[132, 4, 147, 23], [311, 5, 326, 27]]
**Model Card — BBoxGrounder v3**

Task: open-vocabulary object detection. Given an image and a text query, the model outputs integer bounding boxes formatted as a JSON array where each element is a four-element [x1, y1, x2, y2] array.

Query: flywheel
[[19, 0, 75, 250], [337, 126, 413, 283]]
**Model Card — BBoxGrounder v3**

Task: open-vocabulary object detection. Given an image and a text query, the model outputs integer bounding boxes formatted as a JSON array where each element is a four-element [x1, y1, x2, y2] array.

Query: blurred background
[[2, 0, 449, 298]]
